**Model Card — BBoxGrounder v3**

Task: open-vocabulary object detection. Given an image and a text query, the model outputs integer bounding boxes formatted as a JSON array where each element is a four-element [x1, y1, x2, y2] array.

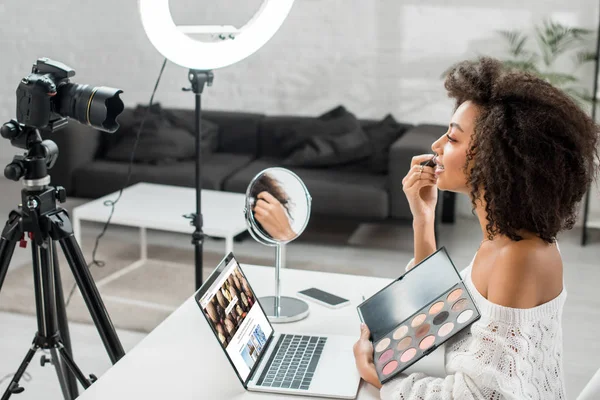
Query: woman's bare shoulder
[[487, 240, 562, 308]]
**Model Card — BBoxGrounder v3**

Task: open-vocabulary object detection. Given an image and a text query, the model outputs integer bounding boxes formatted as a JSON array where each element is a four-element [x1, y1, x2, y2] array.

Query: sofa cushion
[[72, 153, 253, 199], [223, 158, 389, 219]]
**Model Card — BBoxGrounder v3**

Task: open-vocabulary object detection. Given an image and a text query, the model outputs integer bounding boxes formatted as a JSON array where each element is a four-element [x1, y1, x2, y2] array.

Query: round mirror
[[244, 168, 311, 245], [243, 167, 312, 323]]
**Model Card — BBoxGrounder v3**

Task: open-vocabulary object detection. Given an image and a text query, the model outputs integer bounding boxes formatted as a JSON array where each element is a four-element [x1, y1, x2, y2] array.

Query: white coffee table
[[72, 183, 248, 281]]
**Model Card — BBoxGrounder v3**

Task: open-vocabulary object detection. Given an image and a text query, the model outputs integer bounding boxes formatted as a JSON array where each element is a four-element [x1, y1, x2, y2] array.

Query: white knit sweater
[[380, 256, 567, 400]]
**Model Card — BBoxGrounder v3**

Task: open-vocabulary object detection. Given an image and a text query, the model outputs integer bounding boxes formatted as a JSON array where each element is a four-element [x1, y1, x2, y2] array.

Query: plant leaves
[[535, 19, 590, 66], [497, 30, 529, 57], [574, 50, 598, 66]]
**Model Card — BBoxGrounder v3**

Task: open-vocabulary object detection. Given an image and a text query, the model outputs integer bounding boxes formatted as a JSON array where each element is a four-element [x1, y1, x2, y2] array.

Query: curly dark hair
[[250, 173, 292, 214], [444, 57, 600, 243]]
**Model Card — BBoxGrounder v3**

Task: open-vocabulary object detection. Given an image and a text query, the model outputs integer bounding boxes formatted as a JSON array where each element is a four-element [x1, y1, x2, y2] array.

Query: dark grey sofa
[[43, 107, 454, 224]]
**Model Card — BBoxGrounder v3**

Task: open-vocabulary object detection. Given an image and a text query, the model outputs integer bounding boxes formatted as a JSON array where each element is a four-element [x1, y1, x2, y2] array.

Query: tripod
[[0, 122, 125, 399]]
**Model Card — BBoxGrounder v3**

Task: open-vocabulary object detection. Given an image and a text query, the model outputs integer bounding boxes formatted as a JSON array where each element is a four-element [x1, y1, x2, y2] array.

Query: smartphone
[[297, 288, 351, 309]]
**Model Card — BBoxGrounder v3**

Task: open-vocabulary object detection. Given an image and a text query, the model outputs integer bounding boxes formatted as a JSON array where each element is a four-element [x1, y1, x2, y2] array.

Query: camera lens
[[58, 83, 124, 133]]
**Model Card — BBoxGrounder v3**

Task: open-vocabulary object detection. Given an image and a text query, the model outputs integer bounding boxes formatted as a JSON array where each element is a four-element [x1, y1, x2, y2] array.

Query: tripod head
[[1, 120, 67, 247], [1, 119, 60, 191]]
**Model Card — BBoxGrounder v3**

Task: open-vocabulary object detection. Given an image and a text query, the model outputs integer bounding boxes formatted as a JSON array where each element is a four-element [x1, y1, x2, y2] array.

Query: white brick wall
[[0, 0, 598, 219]]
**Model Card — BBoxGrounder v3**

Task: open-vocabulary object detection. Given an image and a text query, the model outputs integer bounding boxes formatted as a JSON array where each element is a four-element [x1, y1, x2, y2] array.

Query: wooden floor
[[0, 177, 599, 399]]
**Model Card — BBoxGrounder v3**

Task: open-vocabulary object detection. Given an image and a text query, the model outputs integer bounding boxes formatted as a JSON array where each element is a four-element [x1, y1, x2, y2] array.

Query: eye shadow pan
[[438, 322, 454, 337], [452, 298, 467, 312], [447, 288, 463, 302], [411, 313, 426, 328], [379, 349, 394, 364], [375, 337, 391, 353], [382, 360, 398, 375], [393, 325, 408, 340], [457, 309, 474, 324], [400, 348, 417, 363], [396, 336, 412, 351], [432, 311, 449, 325], [429, 301, 444, 315], [415, 323, 430, 339], [419, 335, 436, 350]]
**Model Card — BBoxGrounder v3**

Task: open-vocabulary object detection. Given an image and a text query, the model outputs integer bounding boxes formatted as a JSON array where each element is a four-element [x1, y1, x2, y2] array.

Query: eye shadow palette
[[357, 247, 480, 384]]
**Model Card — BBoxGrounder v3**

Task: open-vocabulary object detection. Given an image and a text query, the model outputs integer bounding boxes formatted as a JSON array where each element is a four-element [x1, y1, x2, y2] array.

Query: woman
[[353, 57, 599, 399]]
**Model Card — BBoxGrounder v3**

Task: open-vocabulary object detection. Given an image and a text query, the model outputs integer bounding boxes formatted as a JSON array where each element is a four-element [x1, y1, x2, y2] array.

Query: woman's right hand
[[402, 154, 438, 222], [253, 191, 296, 241]]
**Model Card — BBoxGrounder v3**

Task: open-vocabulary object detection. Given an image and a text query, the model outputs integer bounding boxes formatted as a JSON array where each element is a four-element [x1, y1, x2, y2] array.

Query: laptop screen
[[195, 253, 274, 384]]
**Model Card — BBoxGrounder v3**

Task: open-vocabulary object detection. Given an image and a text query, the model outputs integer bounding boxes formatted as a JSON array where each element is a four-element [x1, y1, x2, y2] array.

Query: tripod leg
[[0, 237, 17, 296], [36, 238, 89, 397], [58, 235, 125, 363], [1, 341, 38, 400], [50, 348, 72, 400], [0, 211, 21, 294], [36, 241, 72, 398], [56, 343, 91, 389], [52, 241, 78, 398]]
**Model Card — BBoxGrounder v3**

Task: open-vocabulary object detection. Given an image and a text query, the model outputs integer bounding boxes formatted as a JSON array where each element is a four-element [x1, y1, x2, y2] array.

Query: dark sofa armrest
[[41, 123, 102, 195], [388, 124, 446, 221]]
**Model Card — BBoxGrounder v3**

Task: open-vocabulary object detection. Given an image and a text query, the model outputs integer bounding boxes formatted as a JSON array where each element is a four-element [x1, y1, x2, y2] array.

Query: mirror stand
[[259, 244, 309, 323]]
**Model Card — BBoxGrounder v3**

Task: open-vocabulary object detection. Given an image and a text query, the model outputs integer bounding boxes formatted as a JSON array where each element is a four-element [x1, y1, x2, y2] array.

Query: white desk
[[77, 264, 446, 399], [72, 183, 248, 274]]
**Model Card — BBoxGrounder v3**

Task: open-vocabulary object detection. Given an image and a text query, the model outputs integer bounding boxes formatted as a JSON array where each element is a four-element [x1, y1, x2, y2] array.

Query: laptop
[[195, 253, 361, 399]]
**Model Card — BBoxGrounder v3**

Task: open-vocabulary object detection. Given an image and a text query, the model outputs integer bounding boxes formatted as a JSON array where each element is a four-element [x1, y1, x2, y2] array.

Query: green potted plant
[[498, 19, 596, 105], [444, 19, 597, 110]]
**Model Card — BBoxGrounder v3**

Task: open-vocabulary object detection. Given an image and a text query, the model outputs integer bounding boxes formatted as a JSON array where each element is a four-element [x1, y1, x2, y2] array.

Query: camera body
[[14, 57, 123, 133], [16, 58, 75, 130]]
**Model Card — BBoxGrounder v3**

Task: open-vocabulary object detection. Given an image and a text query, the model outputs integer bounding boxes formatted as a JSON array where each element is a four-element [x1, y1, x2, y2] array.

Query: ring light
[[137, 0, 295, 289], [138, 0, 295, 70]]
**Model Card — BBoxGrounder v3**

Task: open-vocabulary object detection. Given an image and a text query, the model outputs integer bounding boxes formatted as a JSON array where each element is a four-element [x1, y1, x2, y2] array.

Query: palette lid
[[357, 247, 462, 341]]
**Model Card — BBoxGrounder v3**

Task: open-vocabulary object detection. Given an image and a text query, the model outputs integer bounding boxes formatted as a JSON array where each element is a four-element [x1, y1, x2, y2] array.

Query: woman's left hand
[[353, 324, 382, 389]]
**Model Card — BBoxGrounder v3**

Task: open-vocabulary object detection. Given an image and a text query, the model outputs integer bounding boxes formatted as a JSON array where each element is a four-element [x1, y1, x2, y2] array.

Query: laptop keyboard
[[256, 334, 327, 390]]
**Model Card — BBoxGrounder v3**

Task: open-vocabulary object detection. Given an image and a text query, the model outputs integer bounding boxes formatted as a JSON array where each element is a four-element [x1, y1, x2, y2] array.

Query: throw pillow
[[318, 105, 348, 120], [281, 108, 372, 168], [275, 106, 362, 156], [103, 104, 218, 164], [164, 109, 220, 154], [282, 126, 372, 168], [363, 114, 407, 174]]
